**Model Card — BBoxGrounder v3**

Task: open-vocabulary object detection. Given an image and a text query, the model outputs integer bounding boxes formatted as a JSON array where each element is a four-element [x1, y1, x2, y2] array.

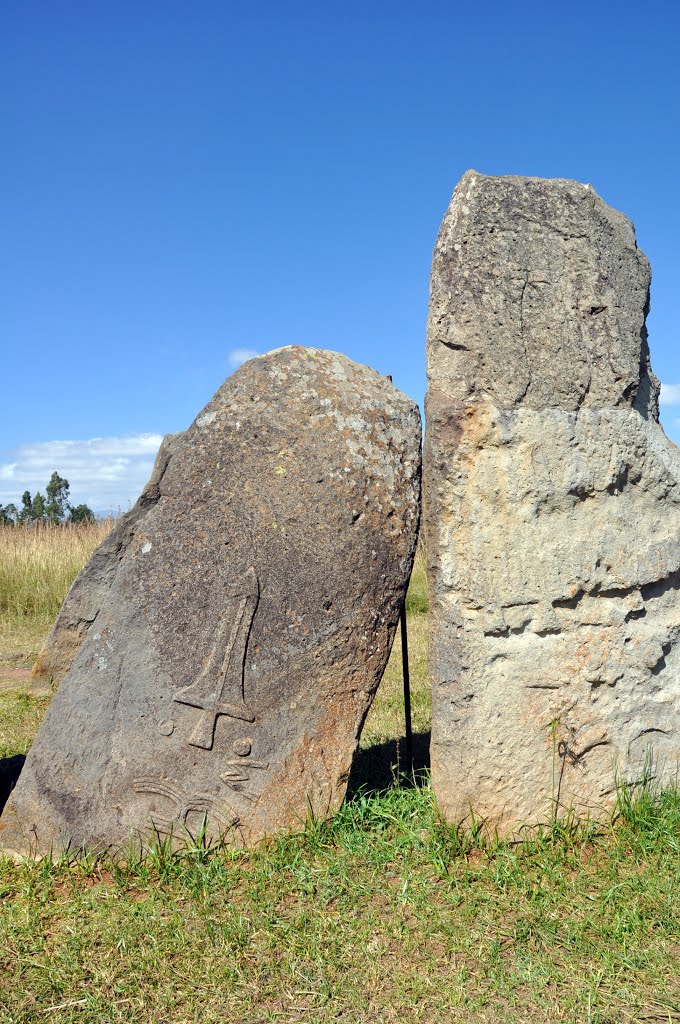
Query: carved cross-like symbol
[[172, 567, 258, 749]]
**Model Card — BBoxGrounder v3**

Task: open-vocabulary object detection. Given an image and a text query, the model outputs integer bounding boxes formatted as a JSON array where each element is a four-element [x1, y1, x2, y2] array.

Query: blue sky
[[2, 1, 679, 513]]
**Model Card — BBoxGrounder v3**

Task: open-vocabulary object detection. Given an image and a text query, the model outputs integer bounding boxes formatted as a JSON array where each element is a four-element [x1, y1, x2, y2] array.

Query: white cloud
[[659, 383, 680, 406], [0, 434, 164, 515], [228, 347, 258, 369]]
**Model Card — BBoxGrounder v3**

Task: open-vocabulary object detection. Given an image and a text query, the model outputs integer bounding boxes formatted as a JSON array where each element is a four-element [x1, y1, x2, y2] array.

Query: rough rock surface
[[1, 347, 421, 855], [425, 171, 680, 831]]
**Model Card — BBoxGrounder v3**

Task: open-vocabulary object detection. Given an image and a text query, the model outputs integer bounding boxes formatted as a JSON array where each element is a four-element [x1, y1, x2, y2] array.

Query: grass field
[[0, 526, 678, 1023], [0, 521, 114, 669]]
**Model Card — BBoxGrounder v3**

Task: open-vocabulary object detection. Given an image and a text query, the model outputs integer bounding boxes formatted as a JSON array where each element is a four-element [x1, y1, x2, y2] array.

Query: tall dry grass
[[0, 521, 114, 625], [405, 530, 428, 614]]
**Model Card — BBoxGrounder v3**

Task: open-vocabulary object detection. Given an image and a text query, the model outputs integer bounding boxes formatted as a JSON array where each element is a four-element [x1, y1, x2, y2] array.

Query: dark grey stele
[[1, 347, 421, 856]]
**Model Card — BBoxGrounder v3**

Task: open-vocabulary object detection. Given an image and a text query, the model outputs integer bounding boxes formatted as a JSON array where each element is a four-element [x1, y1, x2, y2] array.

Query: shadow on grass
[[347, 730, 430, 798], [0, 754, 25, 815]]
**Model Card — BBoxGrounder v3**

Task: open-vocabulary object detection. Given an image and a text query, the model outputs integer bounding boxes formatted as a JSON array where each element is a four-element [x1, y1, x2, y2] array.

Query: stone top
[[427, 170, 659, 418]]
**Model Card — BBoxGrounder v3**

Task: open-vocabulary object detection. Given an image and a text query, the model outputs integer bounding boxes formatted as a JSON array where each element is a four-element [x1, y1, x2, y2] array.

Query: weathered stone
[[1, 347, 421, 856], [425, 171, 680, 831]]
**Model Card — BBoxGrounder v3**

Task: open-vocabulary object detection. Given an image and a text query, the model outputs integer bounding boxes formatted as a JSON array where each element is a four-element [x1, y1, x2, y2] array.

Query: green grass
[[0, 692, 51, 759], [1, 537, 679, 1022], [1, 784, 678, 1023]]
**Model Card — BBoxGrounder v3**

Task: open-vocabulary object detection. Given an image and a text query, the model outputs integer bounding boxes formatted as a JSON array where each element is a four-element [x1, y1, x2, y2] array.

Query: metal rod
[[387, 370, 413, 778], [400, 602, 413, 775]]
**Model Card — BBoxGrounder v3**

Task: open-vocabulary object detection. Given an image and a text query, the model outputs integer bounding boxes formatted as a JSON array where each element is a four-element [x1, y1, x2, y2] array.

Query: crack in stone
[[516, 277, 532, 403]]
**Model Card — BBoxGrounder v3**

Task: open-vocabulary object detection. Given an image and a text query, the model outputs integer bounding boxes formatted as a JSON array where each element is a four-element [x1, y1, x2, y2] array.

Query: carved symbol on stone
[[172, 567, 258, 749], [133, 777, 238, 836], [221, 742, 269, 804]]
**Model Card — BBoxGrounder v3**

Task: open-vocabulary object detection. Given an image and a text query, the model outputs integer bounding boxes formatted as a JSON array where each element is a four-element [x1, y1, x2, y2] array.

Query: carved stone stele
[[1, 347, 421, 855], [425, 171, 680, 832]]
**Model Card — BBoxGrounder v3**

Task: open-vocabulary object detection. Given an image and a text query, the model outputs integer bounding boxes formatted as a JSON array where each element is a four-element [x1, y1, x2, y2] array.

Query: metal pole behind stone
[[400, 602, 413, 776], [386, 371, 413, 776]]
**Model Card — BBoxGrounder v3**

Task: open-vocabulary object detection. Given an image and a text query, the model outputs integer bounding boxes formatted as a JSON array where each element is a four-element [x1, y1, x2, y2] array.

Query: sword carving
[[172, 567, 258, 749]]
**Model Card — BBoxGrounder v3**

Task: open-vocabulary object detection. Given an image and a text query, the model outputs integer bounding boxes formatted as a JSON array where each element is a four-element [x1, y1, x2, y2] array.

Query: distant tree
[[1, 503, 17, 525], [31, 492, 47, 522], [9, 476, 95, 526], [69, 503, 95, 524], [19, 491, 32, 524], [45, 471, 70, 523]]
